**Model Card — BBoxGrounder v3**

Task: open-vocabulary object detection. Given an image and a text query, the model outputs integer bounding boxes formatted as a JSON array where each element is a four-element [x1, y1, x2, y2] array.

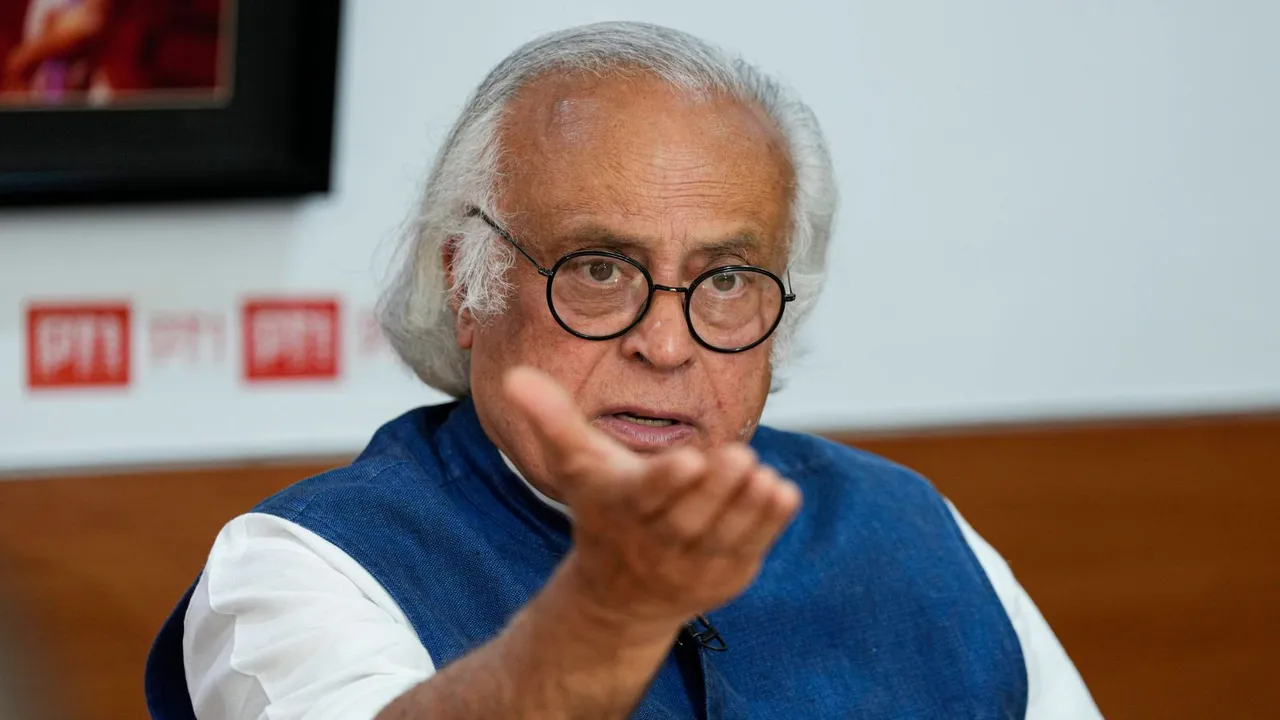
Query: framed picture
[[0, 0, 341, 206]]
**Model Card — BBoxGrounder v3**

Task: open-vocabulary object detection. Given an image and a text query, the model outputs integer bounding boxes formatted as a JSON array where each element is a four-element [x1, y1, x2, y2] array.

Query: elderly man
[[146, 21, 1100, 720]]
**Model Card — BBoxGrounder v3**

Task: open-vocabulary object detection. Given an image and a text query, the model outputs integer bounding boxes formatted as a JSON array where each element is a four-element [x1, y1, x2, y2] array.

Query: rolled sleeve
[[183, 513, 436, 720]]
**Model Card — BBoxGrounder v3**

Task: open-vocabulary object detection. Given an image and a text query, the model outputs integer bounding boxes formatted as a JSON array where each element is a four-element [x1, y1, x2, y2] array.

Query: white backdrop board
[[2, 1, 1278, 472]]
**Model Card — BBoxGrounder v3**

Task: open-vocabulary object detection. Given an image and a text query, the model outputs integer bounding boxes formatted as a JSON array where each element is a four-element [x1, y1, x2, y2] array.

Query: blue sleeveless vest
[[146, 399, 1027, 719]]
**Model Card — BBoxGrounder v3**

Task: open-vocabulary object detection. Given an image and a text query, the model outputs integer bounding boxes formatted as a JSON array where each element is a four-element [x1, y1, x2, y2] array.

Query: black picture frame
[[0, 0, 342, 207]]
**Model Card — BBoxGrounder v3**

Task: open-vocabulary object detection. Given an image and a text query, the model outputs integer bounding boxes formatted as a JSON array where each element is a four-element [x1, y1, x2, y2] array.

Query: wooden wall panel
[[0, 462, 335, 720], [0, 414, 1276, 719]]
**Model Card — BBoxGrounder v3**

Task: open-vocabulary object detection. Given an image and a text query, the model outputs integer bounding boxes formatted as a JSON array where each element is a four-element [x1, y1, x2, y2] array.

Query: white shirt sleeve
[[183, 513, 436, 720], [945, 500, 1104, 720]]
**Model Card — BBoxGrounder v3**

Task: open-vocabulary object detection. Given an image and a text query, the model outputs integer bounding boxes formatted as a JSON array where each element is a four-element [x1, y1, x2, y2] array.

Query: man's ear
[[443, 236, 476, 350]]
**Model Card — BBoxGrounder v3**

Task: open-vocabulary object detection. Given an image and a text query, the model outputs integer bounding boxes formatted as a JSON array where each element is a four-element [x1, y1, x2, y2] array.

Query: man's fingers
[[502, 366, 643, 479], [504, 366, 798, 559], [633, 448, 706, 519], [704, 466, 778, 550], [654, 445, 757, 543], [736, 474, 802, 557]]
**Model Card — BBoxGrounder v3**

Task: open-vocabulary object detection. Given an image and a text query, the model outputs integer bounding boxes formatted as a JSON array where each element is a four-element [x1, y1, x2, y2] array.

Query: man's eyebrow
[[553, 224, 650, 253], [694, 233, 761, 258], [553, 224, 764, 257]]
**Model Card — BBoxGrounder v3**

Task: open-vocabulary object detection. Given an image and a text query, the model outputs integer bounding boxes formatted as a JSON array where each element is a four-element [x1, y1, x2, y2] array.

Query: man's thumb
[[502, 366, 642, 478]]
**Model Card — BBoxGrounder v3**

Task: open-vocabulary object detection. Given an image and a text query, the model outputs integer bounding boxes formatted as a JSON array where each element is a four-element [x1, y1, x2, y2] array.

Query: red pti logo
[[26, 303, 132, 389], [150, 312, 228, 366], [242, 298, 340, 381]]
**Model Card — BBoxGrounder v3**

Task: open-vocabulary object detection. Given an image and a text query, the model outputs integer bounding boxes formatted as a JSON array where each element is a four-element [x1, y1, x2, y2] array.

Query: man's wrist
[[543, 555, 683, 649], [476, 556, 680, 716]]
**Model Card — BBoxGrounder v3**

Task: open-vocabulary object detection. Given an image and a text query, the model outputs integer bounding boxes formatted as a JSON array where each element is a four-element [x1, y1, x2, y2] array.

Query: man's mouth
[[595, 407, 697, 450], [614, 412, 678, 428]]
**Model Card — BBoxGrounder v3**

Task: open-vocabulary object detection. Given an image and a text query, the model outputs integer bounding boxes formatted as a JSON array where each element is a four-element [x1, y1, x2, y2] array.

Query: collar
[[435, 397, 574, 549], [498, 451, 573, 519]]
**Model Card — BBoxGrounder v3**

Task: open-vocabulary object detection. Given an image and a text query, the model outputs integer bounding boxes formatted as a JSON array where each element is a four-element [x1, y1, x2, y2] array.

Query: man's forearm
[[376, 559, 681, 720]]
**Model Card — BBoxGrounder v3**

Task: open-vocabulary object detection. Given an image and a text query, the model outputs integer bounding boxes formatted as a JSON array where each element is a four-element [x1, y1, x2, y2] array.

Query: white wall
[[3, 1, 1278, 472]]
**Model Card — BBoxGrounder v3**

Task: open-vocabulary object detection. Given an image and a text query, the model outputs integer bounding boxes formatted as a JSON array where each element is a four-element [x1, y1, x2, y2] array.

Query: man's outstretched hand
[[503, 366, 802, 630], [378, 368, 801, 720]]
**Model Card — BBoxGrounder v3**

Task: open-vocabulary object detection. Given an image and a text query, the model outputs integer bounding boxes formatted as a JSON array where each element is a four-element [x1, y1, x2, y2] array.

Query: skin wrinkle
[[457, 70, 795, 501], [539, 220, 768, 270]]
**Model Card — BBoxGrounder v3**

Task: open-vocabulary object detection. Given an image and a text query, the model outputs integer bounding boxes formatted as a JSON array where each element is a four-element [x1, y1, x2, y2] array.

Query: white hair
[[378, 21, 838, 397]]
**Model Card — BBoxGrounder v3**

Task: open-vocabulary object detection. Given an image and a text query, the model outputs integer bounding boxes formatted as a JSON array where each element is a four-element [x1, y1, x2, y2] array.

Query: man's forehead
[[551, 215, 768, 250], [496, 70, 795, 259], [502, 70, 785, 156]]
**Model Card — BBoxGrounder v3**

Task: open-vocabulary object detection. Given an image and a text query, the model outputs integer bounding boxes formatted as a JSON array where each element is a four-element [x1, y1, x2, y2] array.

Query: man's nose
[[619, 287, 696, 370]]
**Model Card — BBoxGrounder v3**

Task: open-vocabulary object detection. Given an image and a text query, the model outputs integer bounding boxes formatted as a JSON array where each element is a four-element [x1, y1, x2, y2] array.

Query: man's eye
[[710, 272, 740, 293], [586, 261, 618, 283]]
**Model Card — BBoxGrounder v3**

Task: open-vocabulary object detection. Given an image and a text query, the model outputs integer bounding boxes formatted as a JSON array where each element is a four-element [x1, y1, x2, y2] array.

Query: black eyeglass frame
[[467, 207, 796, 354]]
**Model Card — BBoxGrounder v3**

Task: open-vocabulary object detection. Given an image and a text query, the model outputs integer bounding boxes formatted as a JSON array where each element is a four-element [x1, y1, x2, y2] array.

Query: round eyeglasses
[[469, 208, 796, 353]]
